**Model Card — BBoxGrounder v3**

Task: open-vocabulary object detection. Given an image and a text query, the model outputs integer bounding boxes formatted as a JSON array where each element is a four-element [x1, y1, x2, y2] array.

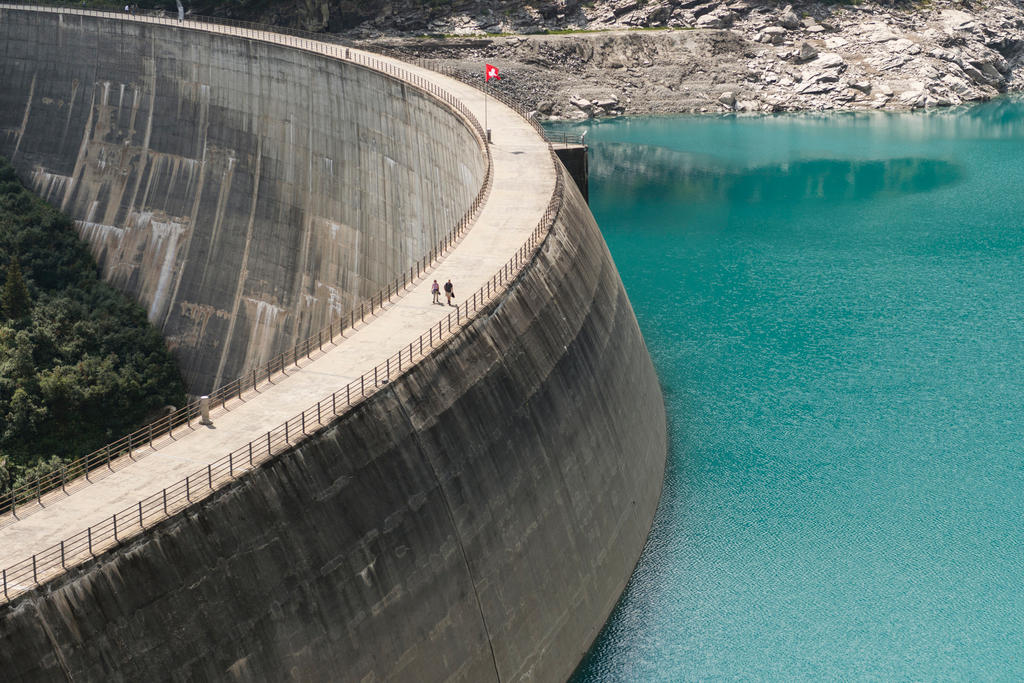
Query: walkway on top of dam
[[0, 7, 557, 583]]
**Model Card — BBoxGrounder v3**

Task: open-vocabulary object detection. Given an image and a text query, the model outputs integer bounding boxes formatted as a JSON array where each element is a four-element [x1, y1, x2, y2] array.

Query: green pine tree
[[1, 259, 31, 322]]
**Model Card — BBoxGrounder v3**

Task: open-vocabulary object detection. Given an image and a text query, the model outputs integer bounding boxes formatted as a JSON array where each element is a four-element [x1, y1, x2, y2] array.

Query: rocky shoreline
[[348, 0, 1024, 118]]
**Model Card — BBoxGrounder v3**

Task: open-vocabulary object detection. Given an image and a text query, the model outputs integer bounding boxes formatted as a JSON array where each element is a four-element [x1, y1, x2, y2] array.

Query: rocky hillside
[[182, 0, 1024, 115], [363, 1, 1024, 117]]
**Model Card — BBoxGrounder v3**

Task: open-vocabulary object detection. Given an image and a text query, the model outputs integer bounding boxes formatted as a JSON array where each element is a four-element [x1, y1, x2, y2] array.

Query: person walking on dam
[[432, 279, 441, 305], [444, 279, 454, 307]]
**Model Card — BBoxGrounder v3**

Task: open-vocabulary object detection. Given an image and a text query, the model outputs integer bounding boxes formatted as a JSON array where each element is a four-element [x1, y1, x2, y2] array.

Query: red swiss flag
[[486, 64, 501, 82]]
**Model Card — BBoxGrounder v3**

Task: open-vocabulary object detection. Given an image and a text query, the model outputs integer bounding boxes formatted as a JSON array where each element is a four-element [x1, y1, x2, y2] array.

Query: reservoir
[[555, 99, 1024, 679]]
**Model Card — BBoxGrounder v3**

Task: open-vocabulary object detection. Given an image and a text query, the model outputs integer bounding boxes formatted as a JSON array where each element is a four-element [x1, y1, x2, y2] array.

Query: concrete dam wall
[[0, 8, 666, 682], [0, 8, 485, 393]]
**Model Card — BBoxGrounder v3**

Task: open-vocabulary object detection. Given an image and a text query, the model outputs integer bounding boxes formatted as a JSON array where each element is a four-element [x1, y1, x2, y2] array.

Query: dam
[[0, 6, 666, 681]]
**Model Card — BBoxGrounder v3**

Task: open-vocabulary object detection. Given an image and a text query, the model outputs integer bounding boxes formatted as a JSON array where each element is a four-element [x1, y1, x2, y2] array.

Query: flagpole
[[484, 76, 489, 138]]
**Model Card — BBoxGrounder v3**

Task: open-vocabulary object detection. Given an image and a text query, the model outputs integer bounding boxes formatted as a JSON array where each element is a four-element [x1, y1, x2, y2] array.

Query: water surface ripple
[[554, 99, 1024, 680]]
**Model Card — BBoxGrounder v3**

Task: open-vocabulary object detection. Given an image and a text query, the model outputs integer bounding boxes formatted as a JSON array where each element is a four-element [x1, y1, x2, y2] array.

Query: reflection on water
[[592, 143, 964, 204]]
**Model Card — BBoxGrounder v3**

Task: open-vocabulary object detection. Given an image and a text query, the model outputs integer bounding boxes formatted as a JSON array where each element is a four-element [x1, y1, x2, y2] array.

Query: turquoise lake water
[[550, 99, 1024, 680]]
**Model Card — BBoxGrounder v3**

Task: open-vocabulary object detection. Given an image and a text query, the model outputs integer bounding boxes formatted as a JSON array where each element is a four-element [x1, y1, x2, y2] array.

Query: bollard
[[199, 396, 212, 426]]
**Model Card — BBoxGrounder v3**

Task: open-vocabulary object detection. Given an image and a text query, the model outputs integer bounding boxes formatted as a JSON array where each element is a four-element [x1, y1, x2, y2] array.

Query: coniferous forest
[[0, 157, 186, 496]]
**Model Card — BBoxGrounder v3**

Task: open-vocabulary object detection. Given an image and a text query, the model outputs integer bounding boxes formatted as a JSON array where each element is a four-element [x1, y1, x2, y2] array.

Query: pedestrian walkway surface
[[0, 7, 556, 576]]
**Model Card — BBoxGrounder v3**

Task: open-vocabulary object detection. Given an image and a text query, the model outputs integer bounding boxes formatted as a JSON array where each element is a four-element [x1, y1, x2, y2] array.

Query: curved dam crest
[[0, 7, 666, 681]]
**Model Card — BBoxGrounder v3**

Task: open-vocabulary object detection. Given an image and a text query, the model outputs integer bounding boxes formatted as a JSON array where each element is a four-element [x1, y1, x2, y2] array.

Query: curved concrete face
[[0, 165, 666, 682], [0, 9, 486, 393]]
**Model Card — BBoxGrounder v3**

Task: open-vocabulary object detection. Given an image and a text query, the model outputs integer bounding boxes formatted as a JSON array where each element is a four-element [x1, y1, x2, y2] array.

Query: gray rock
[[779, 5, 801, 29], [812, 53, 846, 70], [760, 27, 787, 45], [612, 0, 641, 17], [797, 80, 836, 94], [797, 42, 818, 62], [696, 10, 735, 28], [718, 91, 736, 106], [570, 96, 593, 110], [898, 89, 927, 108]]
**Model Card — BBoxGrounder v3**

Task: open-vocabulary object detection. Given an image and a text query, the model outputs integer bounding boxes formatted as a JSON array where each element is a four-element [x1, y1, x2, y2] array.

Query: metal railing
[[0, 5, 567, 604], [0, 2, 493, 523], [545, 131, 587, 147]]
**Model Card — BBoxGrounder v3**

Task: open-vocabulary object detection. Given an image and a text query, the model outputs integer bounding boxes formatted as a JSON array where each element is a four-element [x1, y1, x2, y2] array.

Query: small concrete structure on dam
[[0, 6, 666, 681]]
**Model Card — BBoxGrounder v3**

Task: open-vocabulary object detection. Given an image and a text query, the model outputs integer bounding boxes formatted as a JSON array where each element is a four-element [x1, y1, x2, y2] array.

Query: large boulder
[[779, 4, 801, 29], [697, 9, 736, 28], [797, 41, 819, 62]]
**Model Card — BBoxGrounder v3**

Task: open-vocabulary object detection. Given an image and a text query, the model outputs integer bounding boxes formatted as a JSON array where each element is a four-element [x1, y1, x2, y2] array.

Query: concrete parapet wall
[[0, 9, 485, 393], [0, 165, 666, 681]]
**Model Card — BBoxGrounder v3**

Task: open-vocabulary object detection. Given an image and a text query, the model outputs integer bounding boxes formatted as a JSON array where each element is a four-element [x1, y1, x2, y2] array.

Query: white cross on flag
[[486, 64, 501, 82]]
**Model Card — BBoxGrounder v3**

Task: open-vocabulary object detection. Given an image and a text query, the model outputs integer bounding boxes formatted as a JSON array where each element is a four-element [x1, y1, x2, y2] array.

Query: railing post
[[285, 421, 289, 445], [200, 396, 212, 426], [107, 444, 112, 469], [185, 477, 190, 502], [32, 555, 37, 585], [2, 568, 7, 601], [60, 540, 65, 569], [113, 513, 118, 543], [139, 500, 143, 528], [163, 488, 168, 515], [128, 433, 133, 460], [267, 431, 271, 456], [208, 464, 212, 490], [302, 412, 306, 435], [61, 465, 66, 494], [88, 527, 93, 557], [347, 384, 351, 406]]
